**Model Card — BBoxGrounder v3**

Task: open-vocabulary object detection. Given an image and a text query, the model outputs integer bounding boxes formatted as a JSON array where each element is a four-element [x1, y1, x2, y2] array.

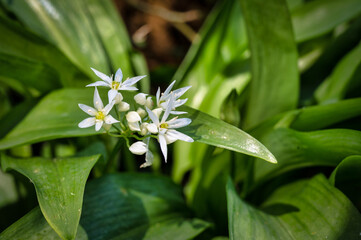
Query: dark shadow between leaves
[[261, 203, 300, 216]]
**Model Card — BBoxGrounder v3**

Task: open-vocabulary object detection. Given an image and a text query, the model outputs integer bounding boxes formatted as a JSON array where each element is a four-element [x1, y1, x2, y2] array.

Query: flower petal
[[173, 86, 191, 99], [123, 75, 146, 87], [161, 94, 174, 123], [161, 80, 176, 100], [167, 118, 192, 129], [104, 115, 119, 124], [146, 107, 159, 125], [78, 104, 97, 116], [158, 133, 168, 162], [103, 102, 115, 115], [170, 110, 188, 115], [134, 93, 147, 105], [95, 121, 103, 131], [91, 68, 112, 84], [166, 129, 193, 142], [128, 122, 141, 131], [114, 68, 123, 83], [78, 117, 96, 128], [156, 87, 161, 106], [174, 98, 188, 108], [108, 89, 118, 103], [126, 111, 141, 123], [129, 141, 147, 155], [86, 81, 110, 88], [93, 87, 104, 110], [146, 123, 158, 134]]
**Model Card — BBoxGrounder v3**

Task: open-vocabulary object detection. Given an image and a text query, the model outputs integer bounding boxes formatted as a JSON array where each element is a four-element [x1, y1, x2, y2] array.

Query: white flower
[[140, 122, 149, 135], [145, 97, 153, 109], [87, 67, 146, 103], [129, 141, 148, 155], [126, 111, 141, 131], [78, 87, 119, 131], [140, 137, 154, 168], [156, 80, 191, 114], [146, 95, 193, 162], [117, 101, 130, 112], [137, 107, 147, 119], [134, 93, 148, 105]]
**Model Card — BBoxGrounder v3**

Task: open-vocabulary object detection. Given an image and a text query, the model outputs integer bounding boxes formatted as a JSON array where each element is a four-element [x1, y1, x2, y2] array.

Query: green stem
[[105, 138, 123, 173]]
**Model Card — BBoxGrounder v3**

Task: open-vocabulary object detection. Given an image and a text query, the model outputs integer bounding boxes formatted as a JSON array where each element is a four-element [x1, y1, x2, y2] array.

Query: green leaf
[[1, 154, 99, 240], [330, 155, 361, 210], [0, 88, 277, 164], [0, 0, 109, 76], [315, 42, 361, 104], [0, 52, 61, 93], [292, 0, 361, 42], [227, 174, 361, 239], [0, 16, 85, 87], [240, 0, 299, 129], [0, 207, 87, 240], [80, 173, 210, 240], [253, 128, 361, 183]]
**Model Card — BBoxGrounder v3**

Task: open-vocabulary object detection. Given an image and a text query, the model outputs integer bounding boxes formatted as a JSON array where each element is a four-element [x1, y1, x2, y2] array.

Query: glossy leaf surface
[[227, 175, 361, 239], [1, 154, 99, 240]]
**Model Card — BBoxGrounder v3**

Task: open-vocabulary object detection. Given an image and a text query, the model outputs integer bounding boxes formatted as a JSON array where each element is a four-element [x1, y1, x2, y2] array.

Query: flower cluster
[[78, 67, 193, 167]]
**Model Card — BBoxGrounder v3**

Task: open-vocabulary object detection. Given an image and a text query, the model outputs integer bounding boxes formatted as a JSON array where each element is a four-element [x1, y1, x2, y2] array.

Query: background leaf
[[80, 173, 210, 240], [1, 154, 99, 240], [227, 175, 361, 239], [240, 0, 299, 130], [0, 207, 87, 240]]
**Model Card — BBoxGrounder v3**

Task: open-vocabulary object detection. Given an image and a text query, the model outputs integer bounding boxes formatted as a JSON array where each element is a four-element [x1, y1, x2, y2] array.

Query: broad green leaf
[[0, 0, 108, 76], [227, 175, 361, 239], [173, 0, 249, 184], [1, 154, 99, 240], [80, 173, 210, 240], [240, 0, 299, 129], [330, 155, 361, 210], [292, 0, 361, 42], [0, 52, 61, 93], [0, 88, 277, 164], [315, 42, 361, 104], [0, 16, 86, 87], [0, 207, 87, 240], [253, 128, 361, 183], [250, 97, 361, 137]]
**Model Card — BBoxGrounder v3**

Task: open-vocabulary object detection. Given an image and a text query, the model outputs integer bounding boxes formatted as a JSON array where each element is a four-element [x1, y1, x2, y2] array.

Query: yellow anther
[[111, 81, 120, 90], [95, 111, 105, 120], [160, 123, 168, 129]]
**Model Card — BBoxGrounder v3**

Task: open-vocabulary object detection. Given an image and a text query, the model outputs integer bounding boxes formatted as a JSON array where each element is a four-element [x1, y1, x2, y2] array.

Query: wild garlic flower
[[87, 67, 146, 103], [146, 95, 193, 162], [129, 141, 148, 155], [78, 87, 119, 131], [156, 80, 191, 114], [126, 111, 141, 131]]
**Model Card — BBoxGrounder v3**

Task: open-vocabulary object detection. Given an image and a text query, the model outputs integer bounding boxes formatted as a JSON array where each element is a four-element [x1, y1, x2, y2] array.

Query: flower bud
[[145, 97, 153, 109], [137, 107, 147, 119], [129, 141, 147, 155], [152, 108, 163, 119], [146, 123, 158, 134], [126, 111, 141, 123], [113, 93, 123, 104], [134, 93, 147, 105], [117, 101, 130, 112], [140, 122, 149, 135]]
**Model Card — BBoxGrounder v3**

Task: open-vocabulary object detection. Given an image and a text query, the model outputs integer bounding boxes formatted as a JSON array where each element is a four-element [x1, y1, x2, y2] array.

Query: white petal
[[78, 117, 96, 128], [146, 123, 158, 134], [166, 129, 193, 142], [170, 110, 188, 115], [119, 86, 138, 91], [129, 141, 147, 155], [134, 93, 147, 105], [128, 122, 140, 131], [158, 133, 168, 162], [86, 81, 110, 88], [146, 107, 159, 125], [108, 89, 118, 103], [152, 108, 163, 119], [123, 75, 146, 87], [140, 149, 154, 168], [174, 98, 188, 108], [95, 121, 103, 131], [103, 102, 114, 115], [167, 118, 192, 129], [114, 68, 123, 83], [164, 132, 177, 144], [161, 94, 173, 123], [156, 87, 161, 106], [113, 93, 123, 104], [126, 111, 141, 123], [93, 87, 104, 110], [162, 80, 176, 100], [104, 115, 119, 124], [137, 107, 146, 118], [118, 101, 130, 112], [172, 86, 191, 99], [91, 68, 112, 84], [78, 104, 97, 116], [140, 122, 149, 135]]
